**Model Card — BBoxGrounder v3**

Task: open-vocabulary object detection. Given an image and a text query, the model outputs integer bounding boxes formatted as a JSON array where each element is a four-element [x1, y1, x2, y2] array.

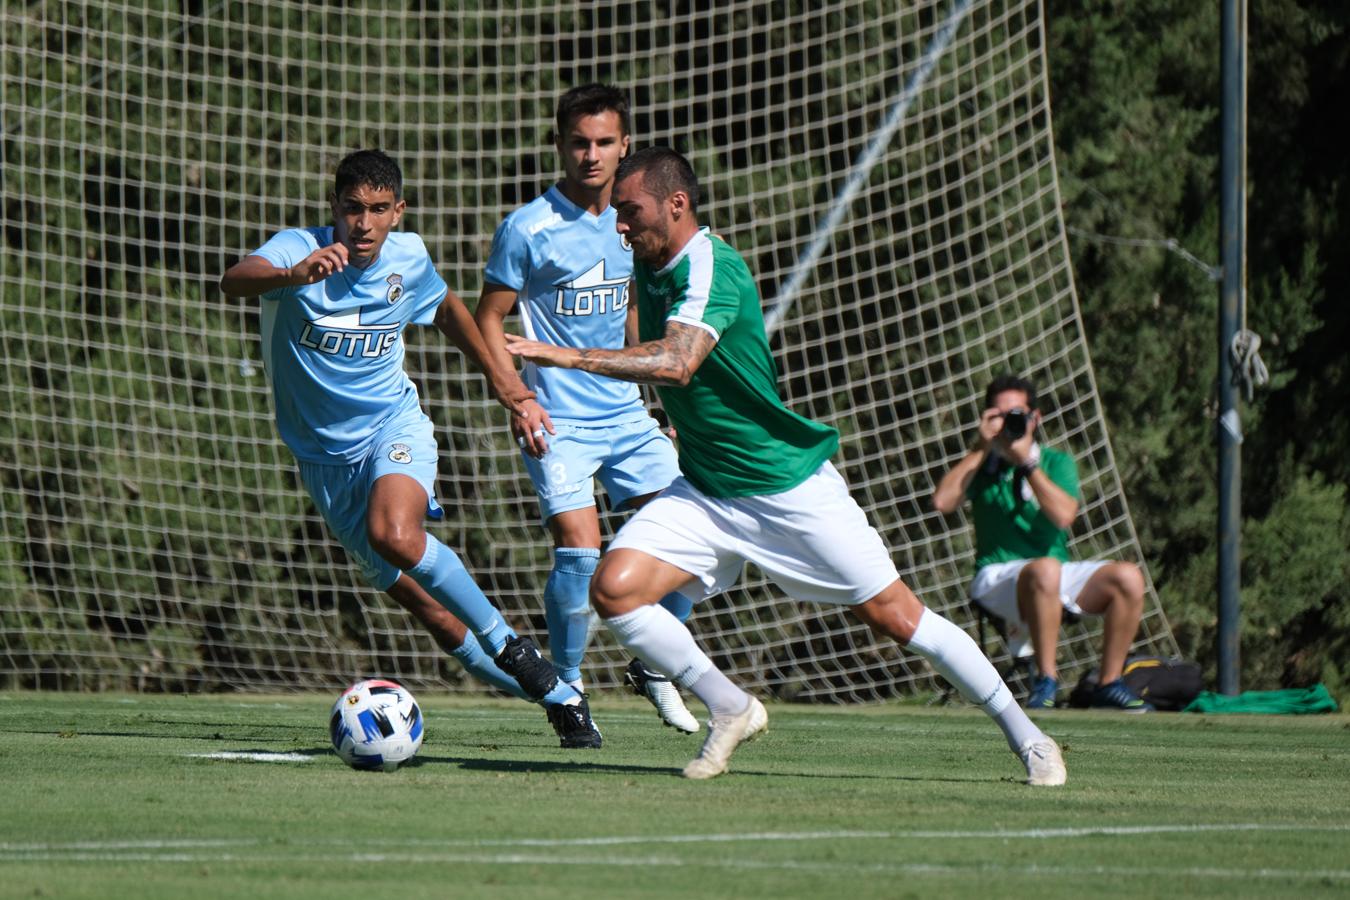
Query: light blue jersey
[[253, 226, 446, 464], [485, 185, 645, 424]]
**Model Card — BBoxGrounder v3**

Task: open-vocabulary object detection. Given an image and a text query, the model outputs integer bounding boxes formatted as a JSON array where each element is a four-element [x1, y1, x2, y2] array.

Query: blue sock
[[542, 680, 584, 706], [451, 637, 529, 701], [543, 547, 600, 684], [658, 591, 693, 623], [408, 536, 514, 657]]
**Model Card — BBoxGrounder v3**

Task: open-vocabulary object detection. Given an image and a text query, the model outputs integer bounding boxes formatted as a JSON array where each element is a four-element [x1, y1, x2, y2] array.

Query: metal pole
[[1217, 0, 1245, 694]]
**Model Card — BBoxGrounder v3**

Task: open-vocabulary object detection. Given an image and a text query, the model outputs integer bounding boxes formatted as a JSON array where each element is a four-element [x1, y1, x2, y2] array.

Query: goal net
[[0, 0, 1176, 701]]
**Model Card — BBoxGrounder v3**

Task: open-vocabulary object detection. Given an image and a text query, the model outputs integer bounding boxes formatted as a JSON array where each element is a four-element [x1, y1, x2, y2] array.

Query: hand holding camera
[[980, 405, 1037, 466]]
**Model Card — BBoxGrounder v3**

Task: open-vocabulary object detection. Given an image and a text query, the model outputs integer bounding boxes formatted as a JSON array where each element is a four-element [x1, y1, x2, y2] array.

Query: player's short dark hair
[[985, 373, 1038, 410], [333, 149, 403, 201], [615, 146, 700, 213], [555, 83, 630, 138]]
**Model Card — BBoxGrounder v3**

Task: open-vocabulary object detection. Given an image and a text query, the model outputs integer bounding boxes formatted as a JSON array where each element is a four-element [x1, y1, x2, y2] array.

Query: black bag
[[1068, 656, 1204, 711]]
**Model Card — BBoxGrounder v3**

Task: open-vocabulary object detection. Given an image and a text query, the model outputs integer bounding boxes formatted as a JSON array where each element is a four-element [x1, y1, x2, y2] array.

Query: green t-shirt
[[967, 445, 1078, 571], [636, 228, 838, 498]]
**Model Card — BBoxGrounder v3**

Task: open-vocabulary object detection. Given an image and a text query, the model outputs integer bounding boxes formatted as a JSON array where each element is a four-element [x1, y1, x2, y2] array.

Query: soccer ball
[[329, 678, 424, 771]]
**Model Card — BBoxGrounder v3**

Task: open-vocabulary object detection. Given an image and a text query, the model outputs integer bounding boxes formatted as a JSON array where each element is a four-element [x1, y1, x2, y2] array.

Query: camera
[[1001, 408, 1029, 439]]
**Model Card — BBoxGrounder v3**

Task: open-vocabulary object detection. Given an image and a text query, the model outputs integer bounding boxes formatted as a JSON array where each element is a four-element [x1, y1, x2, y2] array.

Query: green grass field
[[2, 691, 1347, 899]]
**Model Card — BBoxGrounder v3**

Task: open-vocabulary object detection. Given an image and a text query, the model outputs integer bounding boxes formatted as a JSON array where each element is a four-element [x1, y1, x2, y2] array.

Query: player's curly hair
[[555, 83, 630, 139], [333, 149, 403, 201], [615, 146, 700, 213], [984, 373, 1039, 410]]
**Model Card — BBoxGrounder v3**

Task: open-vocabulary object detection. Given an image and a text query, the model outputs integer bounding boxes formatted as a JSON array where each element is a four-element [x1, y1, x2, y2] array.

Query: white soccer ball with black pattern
[[329, 679, 424, 772]]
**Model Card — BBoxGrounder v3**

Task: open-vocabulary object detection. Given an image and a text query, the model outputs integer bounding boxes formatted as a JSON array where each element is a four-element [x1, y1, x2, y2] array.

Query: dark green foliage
[[1047, 0, 1350, 697]]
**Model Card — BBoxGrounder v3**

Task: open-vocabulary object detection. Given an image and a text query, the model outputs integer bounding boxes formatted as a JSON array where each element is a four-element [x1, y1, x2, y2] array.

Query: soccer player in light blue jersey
[[219, 149, 595, 744], [476, 85, 700, 741]]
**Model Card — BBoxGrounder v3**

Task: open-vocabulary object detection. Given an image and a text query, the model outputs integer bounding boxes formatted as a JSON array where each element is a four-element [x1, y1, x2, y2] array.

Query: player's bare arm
[[505, 321, 715, 387], [475, 284, 553, 458], [434, 290, 535, 416], [218, 244, 350, 298]]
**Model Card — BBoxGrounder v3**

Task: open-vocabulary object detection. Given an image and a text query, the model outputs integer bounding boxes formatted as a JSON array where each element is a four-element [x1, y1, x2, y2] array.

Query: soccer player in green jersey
[[506, 146, 1067, 785]]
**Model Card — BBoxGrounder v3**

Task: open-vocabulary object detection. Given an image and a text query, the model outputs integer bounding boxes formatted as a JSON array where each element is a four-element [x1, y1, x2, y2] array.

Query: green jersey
[[967, 445, 1078, 571], [635, 228, 838, 498]]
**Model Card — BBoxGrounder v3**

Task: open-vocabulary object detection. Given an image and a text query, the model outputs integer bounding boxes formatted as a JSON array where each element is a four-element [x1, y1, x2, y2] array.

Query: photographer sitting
[[932, 374, 1152, 711]]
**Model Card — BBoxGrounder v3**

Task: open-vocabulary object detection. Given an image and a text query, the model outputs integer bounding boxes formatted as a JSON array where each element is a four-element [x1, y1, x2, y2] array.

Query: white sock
[[604, 604, 750, 716], [907, 608, 1043, 751], [688, 668, 751, 720]]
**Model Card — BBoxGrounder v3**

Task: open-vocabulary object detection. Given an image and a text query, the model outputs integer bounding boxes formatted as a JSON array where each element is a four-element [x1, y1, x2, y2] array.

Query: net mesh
[[0, 0, 1176, 700]]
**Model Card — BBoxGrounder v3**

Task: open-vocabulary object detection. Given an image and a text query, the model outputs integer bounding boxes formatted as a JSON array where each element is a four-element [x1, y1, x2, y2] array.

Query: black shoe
[[494, 635, 559, 702], [546, 697, 603, 749]]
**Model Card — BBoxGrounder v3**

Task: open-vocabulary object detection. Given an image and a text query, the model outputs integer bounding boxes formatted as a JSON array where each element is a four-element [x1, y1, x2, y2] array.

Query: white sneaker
[[624, 658, 700, 734], [682, 697, 768, 780], [1018, 736, 1067, 786]]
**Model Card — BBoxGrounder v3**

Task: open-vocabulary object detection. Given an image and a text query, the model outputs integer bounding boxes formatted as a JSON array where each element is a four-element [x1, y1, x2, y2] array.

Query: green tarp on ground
[[1183, 683, 1339, 714]]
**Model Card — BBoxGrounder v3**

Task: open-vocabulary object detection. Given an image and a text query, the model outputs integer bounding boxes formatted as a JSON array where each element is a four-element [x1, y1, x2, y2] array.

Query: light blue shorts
[[297, 408, 443, 592], [520, 416, 681, 525]]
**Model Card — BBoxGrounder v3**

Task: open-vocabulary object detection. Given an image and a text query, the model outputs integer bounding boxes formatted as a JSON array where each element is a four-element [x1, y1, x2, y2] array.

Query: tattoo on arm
[[573, 323, 715, 385]]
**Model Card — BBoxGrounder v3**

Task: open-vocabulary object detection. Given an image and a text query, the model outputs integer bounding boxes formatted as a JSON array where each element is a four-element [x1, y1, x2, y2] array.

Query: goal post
[[0, 0, 1176, 699]]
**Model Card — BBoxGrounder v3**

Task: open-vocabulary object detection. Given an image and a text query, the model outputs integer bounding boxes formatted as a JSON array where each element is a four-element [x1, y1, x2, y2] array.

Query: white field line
[[186, 752, 315, 762], [3, 823, 1347, 855]]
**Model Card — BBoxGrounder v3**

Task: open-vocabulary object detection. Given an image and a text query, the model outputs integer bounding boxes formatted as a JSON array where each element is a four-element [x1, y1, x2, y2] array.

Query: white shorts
[[969, 559, 1109, 657], [608, 461, 900, 606]]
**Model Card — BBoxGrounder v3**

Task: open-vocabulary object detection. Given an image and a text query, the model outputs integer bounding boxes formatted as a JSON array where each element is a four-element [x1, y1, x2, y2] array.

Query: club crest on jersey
[[553, 259, 628, 318], [388, 443, 412, 464], [386, 274, 404, 304], [620, 234, 632, 251]]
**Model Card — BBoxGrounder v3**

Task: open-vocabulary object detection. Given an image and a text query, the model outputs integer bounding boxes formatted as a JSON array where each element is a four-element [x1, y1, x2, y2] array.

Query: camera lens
[[1002, 409, 1028, 439]]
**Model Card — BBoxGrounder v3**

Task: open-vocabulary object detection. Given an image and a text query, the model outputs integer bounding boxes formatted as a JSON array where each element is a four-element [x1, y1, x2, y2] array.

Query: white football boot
[[1018, 736, 1068, 786], [625, 658, 700, 734], [682, 697, 768, 780]]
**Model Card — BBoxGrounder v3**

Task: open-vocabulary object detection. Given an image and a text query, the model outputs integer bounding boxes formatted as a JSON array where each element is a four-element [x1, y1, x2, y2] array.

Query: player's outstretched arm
[[434, 289, 534, 415], [474, 285, 553, 458], [218, 244, 349, 298], [504, 321, 715, 387]]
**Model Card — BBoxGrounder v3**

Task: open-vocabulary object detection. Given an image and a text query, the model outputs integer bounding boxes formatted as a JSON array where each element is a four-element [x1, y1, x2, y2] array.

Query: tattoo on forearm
[[573, 325, 712, 385]]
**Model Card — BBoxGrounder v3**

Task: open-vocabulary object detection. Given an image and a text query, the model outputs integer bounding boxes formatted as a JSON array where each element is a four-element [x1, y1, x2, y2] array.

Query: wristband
[[1016, 442, 1042, 477]]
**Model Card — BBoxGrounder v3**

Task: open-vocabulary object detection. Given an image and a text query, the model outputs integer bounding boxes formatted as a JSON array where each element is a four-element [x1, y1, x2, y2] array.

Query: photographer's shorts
[[969, 559, 1110, 657]]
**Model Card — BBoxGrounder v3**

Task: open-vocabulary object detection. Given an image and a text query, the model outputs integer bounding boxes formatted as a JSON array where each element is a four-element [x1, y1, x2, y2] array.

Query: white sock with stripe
[[907, 608, 1043, 751]]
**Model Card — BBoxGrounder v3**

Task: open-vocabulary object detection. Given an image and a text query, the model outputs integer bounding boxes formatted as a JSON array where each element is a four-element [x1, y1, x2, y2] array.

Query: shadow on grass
[[408, 753, 992, 783]]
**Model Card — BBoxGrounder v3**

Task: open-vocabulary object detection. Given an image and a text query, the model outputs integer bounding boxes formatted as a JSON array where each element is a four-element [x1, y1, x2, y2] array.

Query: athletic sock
[[688, 668, 751, 720], [657, 591, 694, 623], [604, 604, 749, 718], [407, 535, 514, 656], [451, 637, 529, 701], [542, 681, 583, 706], [906, 607, 1043, 751], [542, 547, 600, 685]]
